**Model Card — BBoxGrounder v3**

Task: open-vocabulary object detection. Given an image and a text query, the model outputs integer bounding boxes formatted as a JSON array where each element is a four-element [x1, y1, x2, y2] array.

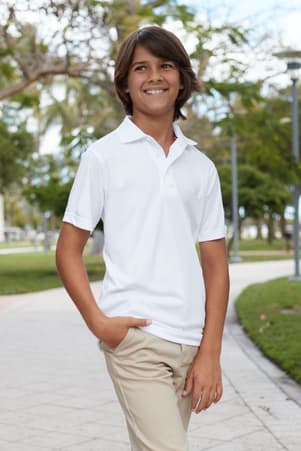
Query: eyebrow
[[131, 60, 148, 67], [130, 58, 174, 68]]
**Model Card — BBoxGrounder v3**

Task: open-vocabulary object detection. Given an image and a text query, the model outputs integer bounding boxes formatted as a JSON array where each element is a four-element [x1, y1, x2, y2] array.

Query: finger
[[182, 373, 193, 397], [196, 387, 219, 413], [214, 384, 223, 403], [127, 317, 152, 328], [204, 390, 216, 411], [193, 393, 202, 412], [191, 383, 203, 410], [195, 392, 211, 413]]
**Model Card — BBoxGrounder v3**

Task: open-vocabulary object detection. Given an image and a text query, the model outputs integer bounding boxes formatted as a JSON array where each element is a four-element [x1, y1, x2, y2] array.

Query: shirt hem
[[138, 322, 202, 347]]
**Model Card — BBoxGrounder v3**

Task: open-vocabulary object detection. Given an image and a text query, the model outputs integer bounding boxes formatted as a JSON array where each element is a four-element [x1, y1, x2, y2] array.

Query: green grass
[[236, 277, 301, 384], [0, 252, 105, 295], [238, 239, 286, 251], [0, 240, 293, 295], [228, 238, 293, 262], [0, 241, 35, 249]]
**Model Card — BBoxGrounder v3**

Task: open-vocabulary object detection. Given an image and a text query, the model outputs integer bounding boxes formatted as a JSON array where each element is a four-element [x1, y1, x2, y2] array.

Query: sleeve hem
[[198, 231, 225, 243], [63, 212, 94, 232]]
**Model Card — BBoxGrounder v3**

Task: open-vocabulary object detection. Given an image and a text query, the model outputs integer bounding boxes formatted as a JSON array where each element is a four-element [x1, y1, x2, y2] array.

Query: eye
[[134, 65, 146, 71], [161, 62, 175, 70]]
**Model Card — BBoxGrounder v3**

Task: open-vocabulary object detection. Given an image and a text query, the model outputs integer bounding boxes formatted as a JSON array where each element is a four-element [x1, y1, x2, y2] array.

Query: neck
[[132, 113, 176, 156]]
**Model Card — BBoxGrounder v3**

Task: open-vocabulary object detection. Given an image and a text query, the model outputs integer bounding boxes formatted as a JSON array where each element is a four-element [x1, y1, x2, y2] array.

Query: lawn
[[238, 239, 286, 251], [0, 240, 36, 249], [228, 238, 293, 262], [236, 277, 301, 384], [0, 252, 105, 295], [0, 238, 293, 294]]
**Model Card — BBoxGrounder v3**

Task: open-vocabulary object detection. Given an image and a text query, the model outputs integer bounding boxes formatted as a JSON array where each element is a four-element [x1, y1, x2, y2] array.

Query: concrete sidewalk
[[0, 260, 300, 450]]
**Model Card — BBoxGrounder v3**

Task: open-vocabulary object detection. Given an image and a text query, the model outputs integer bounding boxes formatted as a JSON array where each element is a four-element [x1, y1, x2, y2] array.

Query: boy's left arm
[[182, 238, 229, 413]]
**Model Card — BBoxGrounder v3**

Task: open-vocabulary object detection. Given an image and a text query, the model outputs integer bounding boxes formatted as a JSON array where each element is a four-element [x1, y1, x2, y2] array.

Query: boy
[[56, 26, 229, 451]]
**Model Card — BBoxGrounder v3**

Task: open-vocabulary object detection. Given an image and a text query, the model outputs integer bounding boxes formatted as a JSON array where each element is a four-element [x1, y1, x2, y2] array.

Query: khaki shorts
[[99, 327, 199, 451]]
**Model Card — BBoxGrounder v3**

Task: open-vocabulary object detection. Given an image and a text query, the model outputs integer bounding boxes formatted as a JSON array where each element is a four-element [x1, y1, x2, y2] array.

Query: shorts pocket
[[100, 327, 134, 354]]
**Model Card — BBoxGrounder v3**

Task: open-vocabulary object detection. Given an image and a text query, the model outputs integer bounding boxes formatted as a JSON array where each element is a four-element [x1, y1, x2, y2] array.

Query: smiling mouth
[[144, 89, 167, 95]]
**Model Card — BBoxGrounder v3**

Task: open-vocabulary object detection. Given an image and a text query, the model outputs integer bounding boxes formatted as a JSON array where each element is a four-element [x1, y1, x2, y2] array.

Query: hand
[[88, 314, 152, 349], [182, 349, 223, 414]]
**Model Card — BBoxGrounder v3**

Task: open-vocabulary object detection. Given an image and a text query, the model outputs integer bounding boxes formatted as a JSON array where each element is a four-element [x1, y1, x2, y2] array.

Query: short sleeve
[[197, 163, 225, 242], [63, 149, 105, 232]]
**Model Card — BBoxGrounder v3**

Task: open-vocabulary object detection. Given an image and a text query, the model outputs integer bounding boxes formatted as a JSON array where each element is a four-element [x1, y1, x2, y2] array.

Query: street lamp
[[274, 50, 301, 281], [227, 92, 242, 264], [230, 127, 241, 263]]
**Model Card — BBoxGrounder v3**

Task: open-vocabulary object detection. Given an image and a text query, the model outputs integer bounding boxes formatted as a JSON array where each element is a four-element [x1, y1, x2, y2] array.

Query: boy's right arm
[[56, 223, 151, 348]]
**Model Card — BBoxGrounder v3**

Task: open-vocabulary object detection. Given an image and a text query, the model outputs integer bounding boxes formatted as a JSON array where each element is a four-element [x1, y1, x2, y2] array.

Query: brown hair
[[114, 26, 200, 120]]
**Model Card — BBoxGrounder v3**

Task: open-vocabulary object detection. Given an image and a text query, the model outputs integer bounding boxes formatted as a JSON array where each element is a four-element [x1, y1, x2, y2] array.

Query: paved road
[[0, 246, 55, 255], [0, 260, 300, 450], [0, 247, 41, 255]]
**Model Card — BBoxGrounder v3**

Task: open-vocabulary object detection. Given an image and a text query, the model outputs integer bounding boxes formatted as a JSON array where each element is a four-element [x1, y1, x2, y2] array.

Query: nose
[[148, 67, 163, 82]]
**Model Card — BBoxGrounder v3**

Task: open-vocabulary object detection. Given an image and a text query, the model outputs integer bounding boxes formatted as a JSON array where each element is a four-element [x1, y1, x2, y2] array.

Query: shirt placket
[[162, 141, 186, 196], [146, 137, 186, 195]]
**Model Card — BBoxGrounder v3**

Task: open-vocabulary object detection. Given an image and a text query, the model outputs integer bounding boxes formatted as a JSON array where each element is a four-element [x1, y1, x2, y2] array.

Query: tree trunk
[[279, 212, 286, 238], [0, 194, 4, 242], [256, 219, 263, 240], [238, 216, 242, 240], [267, 211, 274, 244]]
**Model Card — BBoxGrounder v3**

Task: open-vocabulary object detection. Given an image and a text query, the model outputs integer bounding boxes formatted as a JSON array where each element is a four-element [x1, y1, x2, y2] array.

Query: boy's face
[[126, 45, 183, 122]]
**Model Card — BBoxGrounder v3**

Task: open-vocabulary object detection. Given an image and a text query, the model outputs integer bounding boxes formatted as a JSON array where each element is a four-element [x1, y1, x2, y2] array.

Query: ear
[[178, 83, 184, 93]]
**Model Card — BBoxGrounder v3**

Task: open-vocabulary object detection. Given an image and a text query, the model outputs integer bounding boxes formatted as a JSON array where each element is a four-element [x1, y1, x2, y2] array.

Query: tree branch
[[0, 64, 114, 101]]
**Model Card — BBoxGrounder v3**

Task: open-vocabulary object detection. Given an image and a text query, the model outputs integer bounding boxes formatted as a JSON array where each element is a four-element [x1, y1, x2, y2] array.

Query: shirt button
[[166, 180, 175, 188]]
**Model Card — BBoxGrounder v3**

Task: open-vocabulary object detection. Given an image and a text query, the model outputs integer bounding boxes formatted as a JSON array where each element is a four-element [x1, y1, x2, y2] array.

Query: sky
[[185, 0, 301, 48]]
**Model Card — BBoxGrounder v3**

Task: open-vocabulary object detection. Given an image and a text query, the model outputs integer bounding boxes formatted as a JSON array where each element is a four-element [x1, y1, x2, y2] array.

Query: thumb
[[127, 317, 152, 328], [182, 372, 193, 397]]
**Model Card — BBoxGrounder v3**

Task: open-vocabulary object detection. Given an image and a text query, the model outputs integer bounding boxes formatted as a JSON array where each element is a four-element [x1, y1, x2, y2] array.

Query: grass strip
[[236, 277, 301, 384], [0, 252, 105, 295], [238, 239, 287, 251]]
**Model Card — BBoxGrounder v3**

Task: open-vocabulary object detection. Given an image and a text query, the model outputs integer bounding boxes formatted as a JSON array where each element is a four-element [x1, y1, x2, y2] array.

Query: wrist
[[85, 309, 108, 337], [199, 338, 222, 357]]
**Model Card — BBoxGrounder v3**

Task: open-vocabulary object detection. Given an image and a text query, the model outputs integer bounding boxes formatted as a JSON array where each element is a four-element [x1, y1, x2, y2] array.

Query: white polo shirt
[[63, 117, 225, 345]]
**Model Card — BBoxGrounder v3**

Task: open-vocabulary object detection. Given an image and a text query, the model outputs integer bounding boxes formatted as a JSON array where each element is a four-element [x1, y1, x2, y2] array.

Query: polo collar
[[117, 116, 197, 147], [117, 117, 145, 143], [173, 122, 197, 147]]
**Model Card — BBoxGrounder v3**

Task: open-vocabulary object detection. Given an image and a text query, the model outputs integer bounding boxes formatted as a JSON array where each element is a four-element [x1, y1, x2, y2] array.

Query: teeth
[[145, 89, 165, 94]]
